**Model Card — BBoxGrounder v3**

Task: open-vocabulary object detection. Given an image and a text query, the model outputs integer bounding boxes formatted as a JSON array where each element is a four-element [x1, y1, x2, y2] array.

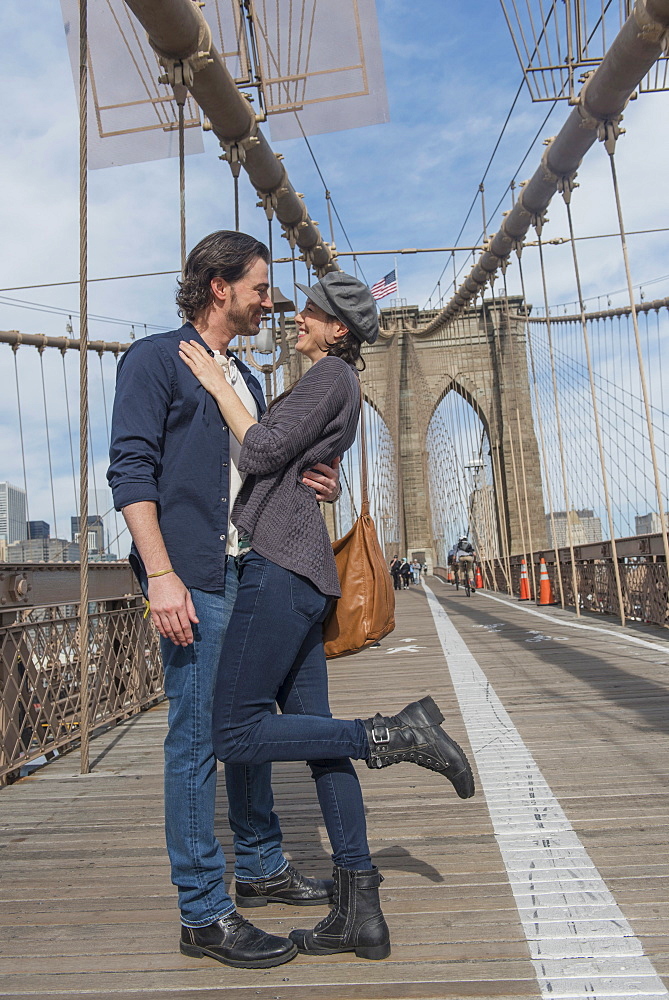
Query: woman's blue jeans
[[162, 561, 286, 927], [212, 551, 373, 871]]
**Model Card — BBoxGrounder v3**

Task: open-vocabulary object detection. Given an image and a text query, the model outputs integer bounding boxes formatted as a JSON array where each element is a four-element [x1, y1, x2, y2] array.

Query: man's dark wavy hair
[[176, 230, 270, 321]]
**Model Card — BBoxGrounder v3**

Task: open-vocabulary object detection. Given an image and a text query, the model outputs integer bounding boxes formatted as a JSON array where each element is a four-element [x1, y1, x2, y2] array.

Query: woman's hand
[[180, 339, 257, 444], [179, 340, 232, 398]]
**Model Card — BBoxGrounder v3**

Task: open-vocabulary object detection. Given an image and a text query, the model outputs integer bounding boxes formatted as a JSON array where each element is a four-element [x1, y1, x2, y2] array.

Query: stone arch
[[378, 299, 546, 564]]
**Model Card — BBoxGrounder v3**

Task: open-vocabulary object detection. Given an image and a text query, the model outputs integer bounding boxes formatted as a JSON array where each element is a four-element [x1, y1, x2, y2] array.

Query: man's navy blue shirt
[[107, 322, 266, 593]]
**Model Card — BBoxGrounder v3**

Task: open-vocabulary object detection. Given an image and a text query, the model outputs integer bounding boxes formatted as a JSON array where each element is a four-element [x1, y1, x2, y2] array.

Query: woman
[[179, 271, 475, 962]]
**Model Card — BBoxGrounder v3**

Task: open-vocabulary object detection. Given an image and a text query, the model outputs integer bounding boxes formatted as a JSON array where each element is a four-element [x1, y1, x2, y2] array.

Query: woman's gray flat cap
[[295, 272, 379, 344]]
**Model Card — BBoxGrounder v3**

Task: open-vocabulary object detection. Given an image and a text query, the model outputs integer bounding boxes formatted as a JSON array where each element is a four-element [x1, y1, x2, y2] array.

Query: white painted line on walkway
[[432, 576, 669, 654], [422, 579, 668, 1000]]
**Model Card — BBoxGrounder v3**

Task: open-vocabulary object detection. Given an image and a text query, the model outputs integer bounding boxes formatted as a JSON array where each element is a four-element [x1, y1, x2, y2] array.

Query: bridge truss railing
[[435, 531, 668, 628], [0, 582, 162, 785]]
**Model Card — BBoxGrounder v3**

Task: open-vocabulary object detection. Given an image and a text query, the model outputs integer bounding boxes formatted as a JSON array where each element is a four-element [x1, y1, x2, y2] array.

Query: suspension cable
[[607, 148, 669, 574], [12, 348, 31, 528], [62, 350, 79, 519], [536, 231, 581, 614], [79, 0, 90, 775], [38, 349, 59, 540], [564, 198, 627, 625], [516, 253, 566, 607]]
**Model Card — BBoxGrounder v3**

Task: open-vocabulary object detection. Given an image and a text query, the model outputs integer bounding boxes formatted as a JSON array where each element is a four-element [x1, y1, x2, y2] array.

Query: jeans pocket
[[289, 571, 329, 623]]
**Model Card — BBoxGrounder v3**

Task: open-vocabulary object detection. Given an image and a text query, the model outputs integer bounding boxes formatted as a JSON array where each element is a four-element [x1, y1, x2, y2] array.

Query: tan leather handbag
[[323, 386, 395, 659]]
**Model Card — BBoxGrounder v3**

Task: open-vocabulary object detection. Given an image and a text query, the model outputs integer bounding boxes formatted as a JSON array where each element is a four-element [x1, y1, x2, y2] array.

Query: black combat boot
[[364, 695, 475, 799], [236, 863, 334, 907], [289, 865, 390, 960], [180, 911, 297, 968]]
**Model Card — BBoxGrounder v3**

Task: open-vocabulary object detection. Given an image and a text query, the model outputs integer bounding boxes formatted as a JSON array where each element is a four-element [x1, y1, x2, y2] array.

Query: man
[[108, 231, 340, 970], [389, 554, 402, 591], [455, 535, 476, 591]]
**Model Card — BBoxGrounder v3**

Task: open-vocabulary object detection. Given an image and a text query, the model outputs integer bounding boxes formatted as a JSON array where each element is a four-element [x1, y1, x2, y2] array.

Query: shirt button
[[221, 497, 227, 503], [222, 462, 228, 468], [220, 534, 226, 541]]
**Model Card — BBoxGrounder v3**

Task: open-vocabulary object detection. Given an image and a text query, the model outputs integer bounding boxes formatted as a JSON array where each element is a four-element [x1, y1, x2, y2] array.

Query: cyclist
[[455, 536, 477, 594], [447, 544, 458, 587]]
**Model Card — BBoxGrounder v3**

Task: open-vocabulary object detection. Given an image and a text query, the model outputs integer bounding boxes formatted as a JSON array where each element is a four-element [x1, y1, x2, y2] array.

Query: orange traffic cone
[[475, 566, 483, 589], [519, 559, 531, 601], [537, 558, 556, 605], [447, 567, 454, 583]]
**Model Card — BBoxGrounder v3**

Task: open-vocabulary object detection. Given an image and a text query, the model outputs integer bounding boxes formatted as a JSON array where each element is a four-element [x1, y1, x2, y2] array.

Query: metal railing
[[435, 532, 668, 629], [0, 596, 162, 784]]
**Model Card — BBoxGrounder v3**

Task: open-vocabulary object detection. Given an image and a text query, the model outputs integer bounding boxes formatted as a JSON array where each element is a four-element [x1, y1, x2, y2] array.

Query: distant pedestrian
[[389, 555, 402, 591], [411, 560, 421, 584], [400, 559, 412, 589]]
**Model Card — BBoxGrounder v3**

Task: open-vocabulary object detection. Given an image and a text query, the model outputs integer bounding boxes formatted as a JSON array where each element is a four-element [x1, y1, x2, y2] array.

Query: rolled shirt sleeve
[[107, 339, 175, 510]]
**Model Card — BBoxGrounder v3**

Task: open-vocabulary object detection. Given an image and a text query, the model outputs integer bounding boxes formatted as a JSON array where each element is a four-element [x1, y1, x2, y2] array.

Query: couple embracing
[[108, 230, 474, 970]]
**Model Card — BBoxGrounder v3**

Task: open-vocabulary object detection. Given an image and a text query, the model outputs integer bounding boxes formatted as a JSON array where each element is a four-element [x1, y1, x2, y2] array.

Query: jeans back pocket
[[289, 571, 329, 623]]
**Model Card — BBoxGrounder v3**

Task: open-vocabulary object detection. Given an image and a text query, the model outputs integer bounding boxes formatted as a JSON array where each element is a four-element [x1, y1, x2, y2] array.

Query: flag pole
[[394, 256, 399, 301]]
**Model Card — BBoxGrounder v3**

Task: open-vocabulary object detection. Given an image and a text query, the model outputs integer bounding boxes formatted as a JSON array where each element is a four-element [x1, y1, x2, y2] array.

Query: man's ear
[[210, 276, 229, 304]]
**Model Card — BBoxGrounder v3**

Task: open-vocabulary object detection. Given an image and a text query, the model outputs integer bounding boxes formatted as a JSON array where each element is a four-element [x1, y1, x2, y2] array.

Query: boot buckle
[[371, 721, 390, 744]]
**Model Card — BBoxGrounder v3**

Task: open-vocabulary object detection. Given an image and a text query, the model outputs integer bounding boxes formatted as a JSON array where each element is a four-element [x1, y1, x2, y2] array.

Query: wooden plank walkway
[[1, 579, 668, 999]]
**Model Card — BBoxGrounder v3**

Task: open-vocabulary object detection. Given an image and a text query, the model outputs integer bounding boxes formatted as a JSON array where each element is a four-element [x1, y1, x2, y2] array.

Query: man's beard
[[227, 287, 257, 338]]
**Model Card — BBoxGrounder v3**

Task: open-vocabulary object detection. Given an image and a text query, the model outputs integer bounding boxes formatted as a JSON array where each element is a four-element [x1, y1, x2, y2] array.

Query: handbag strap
[[358, 382, 369, 515]]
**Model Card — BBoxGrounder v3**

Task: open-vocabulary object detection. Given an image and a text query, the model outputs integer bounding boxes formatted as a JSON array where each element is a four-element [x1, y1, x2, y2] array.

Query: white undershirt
[[212, 352, 260, 557]]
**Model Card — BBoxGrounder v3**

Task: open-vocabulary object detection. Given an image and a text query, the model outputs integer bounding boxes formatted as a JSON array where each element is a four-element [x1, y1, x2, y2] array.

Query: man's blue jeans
[[212, 551, 372, 871], [162, 561, 286, 927]]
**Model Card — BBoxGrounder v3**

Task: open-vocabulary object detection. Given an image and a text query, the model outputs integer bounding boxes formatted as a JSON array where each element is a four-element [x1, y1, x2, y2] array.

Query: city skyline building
[[635, 512, 669, 535], [27, 520, 50, 539], [8, 538, 80, 563], [71, 515, 105, 555], [546, 509, 603, 549], [0, 482, 27, 544]]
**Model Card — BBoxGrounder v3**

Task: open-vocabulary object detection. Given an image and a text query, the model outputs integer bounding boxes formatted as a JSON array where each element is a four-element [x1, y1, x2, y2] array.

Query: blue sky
[[1, 0, 667, 547]]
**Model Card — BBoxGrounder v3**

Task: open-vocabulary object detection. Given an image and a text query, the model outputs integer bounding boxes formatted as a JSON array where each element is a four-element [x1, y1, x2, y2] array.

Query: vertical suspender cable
[[234, 175, 240, 231], [487, 281, 530, 585], [79, 0, 90, 776], [607, 151, 669, 576], [177, 86, 187, 272], [479, 293, 513, 591], [62, 350, 79, 518], [267, 216, 276, 403], [501, 270, 537, 597], [98, 353, 121, 554], [38, 349, 59, 539], [537, 232, 581, 614], [12, 348, 31, 527], [564, 200, 626, 625], [517, 254, 566, 608]]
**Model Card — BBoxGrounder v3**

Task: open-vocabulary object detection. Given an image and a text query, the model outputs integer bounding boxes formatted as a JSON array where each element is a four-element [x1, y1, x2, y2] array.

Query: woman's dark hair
[[268, 321, 365, 411], [325, 330, 366, 372], [176, 230, 270, 321]]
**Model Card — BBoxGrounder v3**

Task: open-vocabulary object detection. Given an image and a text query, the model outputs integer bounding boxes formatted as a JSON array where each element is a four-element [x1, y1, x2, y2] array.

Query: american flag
[[370, 269, 398, 301]]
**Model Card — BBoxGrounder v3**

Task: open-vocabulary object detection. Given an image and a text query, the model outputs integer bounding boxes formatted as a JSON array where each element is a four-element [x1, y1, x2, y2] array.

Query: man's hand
[[302, 456, 341, 502], [148, 573, 199, 646]]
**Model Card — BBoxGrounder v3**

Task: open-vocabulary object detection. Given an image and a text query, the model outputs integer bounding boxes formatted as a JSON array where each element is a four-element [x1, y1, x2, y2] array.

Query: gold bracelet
[[147, 568, 175, 579]]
